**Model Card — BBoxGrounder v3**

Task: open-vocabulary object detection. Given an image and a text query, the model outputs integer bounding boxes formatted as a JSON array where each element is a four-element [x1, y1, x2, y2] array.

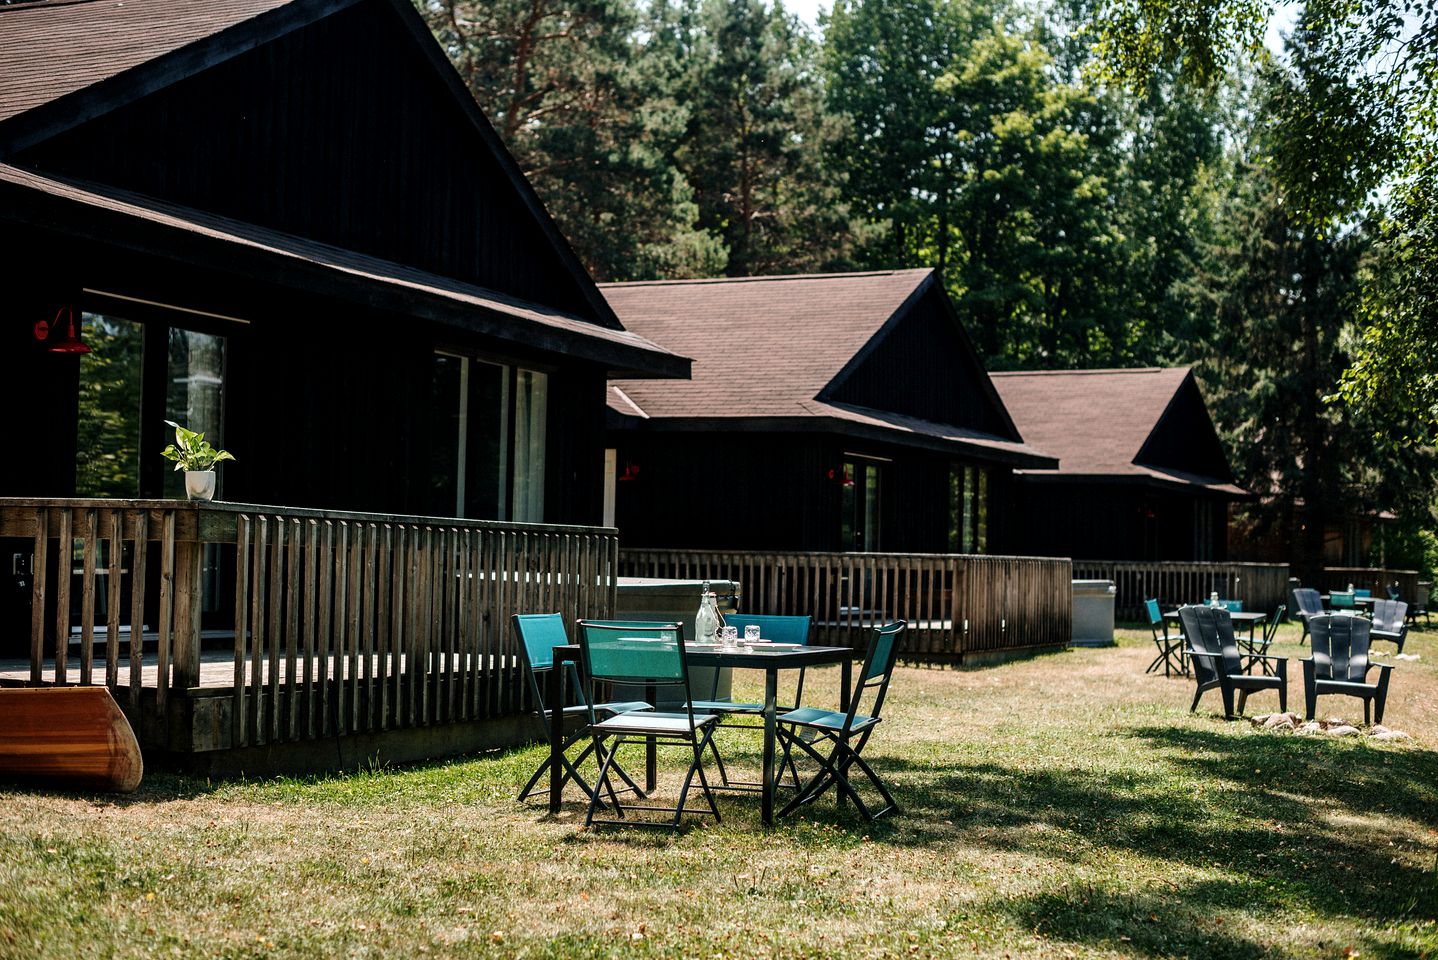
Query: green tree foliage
[[674, 0, 857, 275], [1093, 0, 1438, 439], [1186, 64, 1436, 576], [418, 0, 726, 280], [823, 0, 1225, 369]]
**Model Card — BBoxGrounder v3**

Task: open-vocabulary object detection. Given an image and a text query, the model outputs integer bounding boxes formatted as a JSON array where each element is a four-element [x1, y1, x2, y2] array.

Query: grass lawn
[[2, 621, 1437, 959]]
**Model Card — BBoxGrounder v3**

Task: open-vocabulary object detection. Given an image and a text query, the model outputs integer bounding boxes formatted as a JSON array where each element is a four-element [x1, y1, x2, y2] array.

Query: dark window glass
[[75, 314, 145, 497], [162, 328, 227, 499]]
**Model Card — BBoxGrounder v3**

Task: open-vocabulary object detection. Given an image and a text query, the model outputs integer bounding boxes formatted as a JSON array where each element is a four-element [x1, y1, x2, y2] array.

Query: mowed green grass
[[2, 621, 1437, 960]]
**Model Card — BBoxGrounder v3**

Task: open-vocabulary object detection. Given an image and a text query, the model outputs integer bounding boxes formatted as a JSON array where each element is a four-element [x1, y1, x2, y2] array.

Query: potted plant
[[159, 420, 235, 501]]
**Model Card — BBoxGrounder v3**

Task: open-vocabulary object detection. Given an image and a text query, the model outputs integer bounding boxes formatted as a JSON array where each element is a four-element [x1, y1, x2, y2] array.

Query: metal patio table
[[1165, 609, 1267, 657], [547, 643, 855, 825]]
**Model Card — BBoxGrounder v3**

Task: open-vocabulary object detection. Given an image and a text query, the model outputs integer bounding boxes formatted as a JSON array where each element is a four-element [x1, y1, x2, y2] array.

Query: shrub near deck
[[1, 622, 1435, 959]]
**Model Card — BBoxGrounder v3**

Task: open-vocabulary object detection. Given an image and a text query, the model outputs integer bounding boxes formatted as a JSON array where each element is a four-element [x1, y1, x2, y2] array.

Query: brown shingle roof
[[0, 0, 296, 123], [602, 272, 1055, 466], [990, 367, 1243, 492], [604, 271, 932, 419], [0, 162, 685, 376]]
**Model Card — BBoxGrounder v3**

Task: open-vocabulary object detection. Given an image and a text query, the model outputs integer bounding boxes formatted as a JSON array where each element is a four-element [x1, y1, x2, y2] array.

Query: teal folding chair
[[576, 621, 722, 829], [1144, 599, 1185, 676], [511, 614, 650, 806], [1330, 591, 1356, 611], [1220, 599, 1243, 613], [776, 620, 907, 822]]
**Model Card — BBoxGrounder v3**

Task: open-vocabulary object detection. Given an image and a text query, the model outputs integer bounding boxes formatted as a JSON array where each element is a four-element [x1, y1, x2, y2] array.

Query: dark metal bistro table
[[547, 643, 855, 826], [1165, 609, 1268, 644]]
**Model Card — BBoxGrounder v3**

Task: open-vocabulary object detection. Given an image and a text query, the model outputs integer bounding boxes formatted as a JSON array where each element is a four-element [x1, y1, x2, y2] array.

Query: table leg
[[837, 656, 853, 811], [548, 664, 563, 814], [646, 682, 657, 793], [761, 667, 778, 826]]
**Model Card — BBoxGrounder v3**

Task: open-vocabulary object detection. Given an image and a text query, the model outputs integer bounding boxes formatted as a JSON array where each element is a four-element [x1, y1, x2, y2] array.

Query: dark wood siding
[[826, 287, 1013, 437], [1136, 376, 1233, 481], [0, 223, 605, 523], [611, 427, 1010, 554], [1010, 479, 1230, 562], [14, 0, 601, 323]]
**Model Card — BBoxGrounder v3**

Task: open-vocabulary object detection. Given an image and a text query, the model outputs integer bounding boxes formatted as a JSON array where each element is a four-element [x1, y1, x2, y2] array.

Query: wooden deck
[[1, 498, 617, 758], [0, 650, 520, 691]]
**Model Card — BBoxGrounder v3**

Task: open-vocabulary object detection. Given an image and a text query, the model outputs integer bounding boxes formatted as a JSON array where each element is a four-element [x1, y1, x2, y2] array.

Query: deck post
[[171, 538, 204, 692]]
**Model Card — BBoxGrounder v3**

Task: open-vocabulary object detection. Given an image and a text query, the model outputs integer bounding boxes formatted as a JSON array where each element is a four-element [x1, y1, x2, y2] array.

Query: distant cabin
[[0, 0, 683, 520], [603, 271, 1055, 552], [990, 368, 1245, 562]]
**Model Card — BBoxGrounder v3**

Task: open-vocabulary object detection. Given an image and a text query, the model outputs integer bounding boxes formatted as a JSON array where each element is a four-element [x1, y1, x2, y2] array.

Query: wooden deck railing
[[1071, 560, 1290, 621], [618, 549, 1072, 661], [0, 499, 618, 751]]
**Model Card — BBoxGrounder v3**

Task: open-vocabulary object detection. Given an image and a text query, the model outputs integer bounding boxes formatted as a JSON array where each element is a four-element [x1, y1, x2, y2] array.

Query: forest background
[[416, 0, 1438, 577]]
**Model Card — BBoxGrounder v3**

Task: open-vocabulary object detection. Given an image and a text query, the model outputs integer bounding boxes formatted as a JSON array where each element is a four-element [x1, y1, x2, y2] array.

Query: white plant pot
[[184, 470, 216, 502]]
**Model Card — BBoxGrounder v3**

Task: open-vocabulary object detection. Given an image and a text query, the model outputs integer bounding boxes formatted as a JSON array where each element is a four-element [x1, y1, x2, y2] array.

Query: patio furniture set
[[1146, 597, 1401, 724], [512, 612, 907, 830]]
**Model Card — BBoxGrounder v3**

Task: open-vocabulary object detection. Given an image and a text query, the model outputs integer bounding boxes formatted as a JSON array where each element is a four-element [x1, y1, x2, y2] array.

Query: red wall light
[[33, 305, 91, 354]]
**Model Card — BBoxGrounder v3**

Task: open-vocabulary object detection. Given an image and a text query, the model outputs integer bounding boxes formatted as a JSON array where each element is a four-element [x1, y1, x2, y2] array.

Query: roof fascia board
[[1012, 471, 1250, 497], [606, 413, 1054, 468], [1, 175, 687, 378], [0, 0, 361, 156], [378, 0, 625, 332]]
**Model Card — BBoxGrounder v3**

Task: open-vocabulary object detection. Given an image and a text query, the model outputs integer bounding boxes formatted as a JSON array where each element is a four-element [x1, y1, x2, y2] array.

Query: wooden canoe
[[0, 687, 143, 792]]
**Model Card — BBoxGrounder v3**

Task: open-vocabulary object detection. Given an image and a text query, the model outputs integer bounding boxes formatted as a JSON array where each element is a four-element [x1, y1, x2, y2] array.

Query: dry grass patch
[[2, 621, 1437, 959]]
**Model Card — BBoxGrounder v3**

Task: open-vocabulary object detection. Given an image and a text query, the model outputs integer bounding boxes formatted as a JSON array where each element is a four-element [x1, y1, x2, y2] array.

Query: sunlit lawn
[[2, 621, 1436, 959]]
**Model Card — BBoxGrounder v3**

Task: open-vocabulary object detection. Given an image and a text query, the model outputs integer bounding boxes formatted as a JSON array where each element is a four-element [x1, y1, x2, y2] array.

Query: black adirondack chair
[[1178, 605, 1288, 719], [1370, 599, 1409, 653], [1304, 613, 1393, 725], [1291, 588, 1324, 644]]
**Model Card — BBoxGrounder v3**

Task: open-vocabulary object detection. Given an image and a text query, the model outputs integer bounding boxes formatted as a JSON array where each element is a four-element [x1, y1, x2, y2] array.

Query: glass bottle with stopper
[[695, 580, 724, 644]]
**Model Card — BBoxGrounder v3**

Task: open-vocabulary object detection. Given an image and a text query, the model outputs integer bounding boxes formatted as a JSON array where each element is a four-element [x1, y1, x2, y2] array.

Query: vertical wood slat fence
[[1071, 560, 1291, 621], [618, 549, 1072, 661], [0, 499, 618, 752]]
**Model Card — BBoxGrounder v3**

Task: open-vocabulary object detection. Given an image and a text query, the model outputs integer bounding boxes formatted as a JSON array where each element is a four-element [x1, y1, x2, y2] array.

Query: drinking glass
[[721, 625, 739, 648], [744, 625, 762, 644]]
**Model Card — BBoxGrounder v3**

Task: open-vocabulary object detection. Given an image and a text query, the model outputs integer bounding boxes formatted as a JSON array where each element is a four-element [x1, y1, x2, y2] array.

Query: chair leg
[[1277, 679, 1287, 714], [846, 750, 898, 820], [705, 732, 732, 788], [1364, 698, 1371, 726], [1190, 685, 1204, 713], [1219, 684, 1235, 720], [1374, 669, 1391, 725], [1236, 689, 1249, 716], [585, 735, 624, 829]]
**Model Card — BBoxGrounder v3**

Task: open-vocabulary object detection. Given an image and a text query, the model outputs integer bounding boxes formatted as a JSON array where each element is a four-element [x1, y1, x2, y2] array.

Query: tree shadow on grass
[[808, 727, 1438, 929], [987, 878, 1429, 960]]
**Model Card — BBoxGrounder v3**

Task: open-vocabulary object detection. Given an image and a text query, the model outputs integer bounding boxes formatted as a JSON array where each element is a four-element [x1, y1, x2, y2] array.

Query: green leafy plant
[[159, 420, 235, 472]]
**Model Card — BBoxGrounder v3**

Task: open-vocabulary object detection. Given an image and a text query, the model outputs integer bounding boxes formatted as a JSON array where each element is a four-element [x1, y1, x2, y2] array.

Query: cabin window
[[430, 353, 545, 521], [75, 314, 146, 497], [840, 458, 883, 551], [947, 464, 989, 554], [161, 327, 227, 499]]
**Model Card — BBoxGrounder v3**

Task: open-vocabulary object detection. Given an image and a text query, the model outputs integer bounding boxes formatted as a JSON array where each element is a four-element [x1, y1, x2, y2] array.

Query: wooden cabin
[[0, 0, 683, 517], [0, 0, 683, 769], [602, 271, 1055, 553], [990, 368, 1245, 562]]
